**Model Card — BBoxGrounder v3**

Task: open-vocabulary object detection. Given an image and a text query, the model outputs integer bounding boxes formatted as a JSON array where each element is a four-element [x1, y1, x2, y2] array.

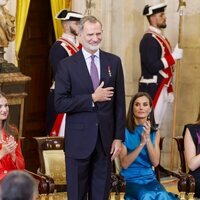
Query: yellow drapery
[[15, 0, 31, 66], [50, 0, 72, 40]]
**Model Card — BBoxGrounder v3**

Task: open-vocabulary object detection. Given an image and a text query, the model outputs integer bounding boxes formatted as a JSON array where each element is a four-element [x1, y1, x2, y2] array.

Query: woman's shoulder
[[183, 123, 200, 138], [125, 126, 138, 135], [124, 128, 136, 141], [184, 123, 200, 132], [125, 128, 132, 136]]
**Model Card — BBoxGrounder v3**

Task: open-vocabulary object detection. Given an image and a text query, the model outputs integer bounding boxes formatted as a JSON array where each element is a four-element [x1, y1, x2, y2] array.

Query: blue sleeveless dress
[[120, 125, 178, 200]]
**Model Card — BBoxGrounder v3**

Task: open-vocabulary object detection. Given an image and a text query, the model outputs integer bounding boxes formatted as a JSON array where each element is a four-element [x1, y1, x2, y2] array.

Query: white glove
[[167, 92, 174, 103], [172, 44, 183, 60], [164, 91, 174, 102]]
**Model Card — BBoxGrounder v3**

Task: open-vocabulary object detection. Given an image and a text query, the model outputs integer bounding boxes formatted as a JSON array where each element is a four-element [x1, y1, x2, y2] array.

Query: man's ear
[[149, 15, 156, 26]]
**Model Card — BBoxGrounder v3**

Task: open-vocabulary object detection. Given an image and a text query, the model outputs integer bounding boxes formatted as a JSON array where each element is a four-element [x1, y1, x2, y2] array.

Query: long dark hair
[[0, 92, 18, 140], [126, 92, 157, 133]]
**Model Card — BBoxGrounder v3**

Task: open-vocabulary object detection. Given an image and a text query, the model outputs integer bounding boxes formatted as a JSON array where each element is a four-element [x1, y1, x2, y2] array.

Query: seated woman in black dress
[[183, 106, 200, 198]]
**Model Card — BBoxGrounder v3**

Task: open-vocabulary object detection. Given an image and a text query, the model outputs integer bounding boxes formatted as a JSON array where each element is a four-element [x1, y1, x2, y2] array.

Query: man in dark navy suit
[[55, 15, 126, 200], [46, 10, 83, 136]]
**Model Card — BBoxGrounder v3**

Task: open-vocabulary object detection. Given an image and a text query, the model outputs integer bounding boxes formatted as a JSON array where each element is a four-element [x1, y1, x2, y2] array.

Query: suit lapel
[[100, 50, 110, 86], [75, 51, 94, 92], [97, 50, 113, 108], [74, 50, 111, 93]]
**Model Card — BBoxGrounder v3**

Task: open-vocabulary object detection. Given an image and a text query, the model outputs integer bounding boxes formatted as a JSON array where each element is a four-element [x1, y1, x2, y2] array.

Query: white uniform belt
[[50, 81, 55, 90], [139, 75, 157, 84], [159, 70, 168, 78]]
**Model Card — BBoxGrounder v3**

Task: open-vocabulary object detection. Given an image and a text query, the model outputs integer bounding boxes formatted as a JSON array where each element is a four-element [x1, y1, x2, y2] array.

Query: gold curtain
[[15, 0, 31, 66], [50, 0, 72, 40]]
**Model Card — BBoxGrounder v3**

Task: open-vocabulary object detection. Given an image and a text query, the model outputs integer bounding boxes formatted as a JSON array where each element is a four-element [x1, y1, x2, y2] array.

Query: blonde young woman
[[120, 92, 178, 200], [183, 106, 200, 198], [0, 92, 24, 181]]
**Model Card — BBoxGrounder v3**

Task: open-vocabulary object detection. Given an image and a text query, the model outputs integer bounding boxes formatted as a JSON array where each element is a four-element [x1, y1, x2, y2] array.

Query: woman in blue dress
[[120, 92, 178, 200]]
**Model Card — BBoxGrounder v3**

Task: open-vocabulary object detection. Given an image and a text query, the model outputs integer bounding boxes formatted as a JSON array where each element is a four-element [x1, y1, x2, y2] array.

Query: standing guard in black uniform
[[138, 3, 183, 126], [46, 9, 83, 136]]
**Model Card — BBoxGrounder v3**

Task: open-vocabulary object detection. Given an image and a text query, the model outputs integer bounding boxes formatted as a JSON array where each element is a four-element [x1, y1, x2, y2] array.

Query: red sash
[[50, 38, 82, 136], [146, 30, 174, 108], [58, 37, 82, 56]]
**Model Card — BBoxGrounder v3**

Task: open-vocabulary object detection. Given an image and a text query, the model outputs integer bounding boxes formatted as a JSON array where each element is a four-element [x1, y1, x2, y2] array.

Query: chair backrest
[[33, 137, 66, 186], [20, 137, 41, 173], [19, 137, 51, 194], [174, 136, 197, 194], [173, 136, 186, 173]]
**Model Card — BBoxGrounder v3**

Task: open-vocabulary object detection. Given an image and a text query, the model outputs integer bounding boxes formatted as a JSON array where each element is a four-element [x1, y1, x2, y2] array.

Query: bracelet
[[139, 142, 145, 147]]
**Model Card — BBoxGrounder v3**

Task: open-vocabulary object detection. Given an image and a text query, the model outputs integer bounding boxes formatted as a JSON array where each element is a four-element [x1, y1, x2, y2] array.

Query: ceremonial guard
[[46, 10, 83, 136], [138, 3, 183, 126]]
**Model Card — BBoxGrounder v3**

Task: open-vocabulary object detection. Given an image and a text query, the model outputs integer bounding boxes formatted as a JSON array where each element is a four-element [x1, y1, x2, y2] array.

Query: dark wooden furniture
[[173, 136, 195, 194], [155, 137, 165, 181], [20, 137, 50, 194], [21, 136, 196, 198], [32, 137, 66, 193], [173, 136, 186, 173], [24, 169, 49, 195]]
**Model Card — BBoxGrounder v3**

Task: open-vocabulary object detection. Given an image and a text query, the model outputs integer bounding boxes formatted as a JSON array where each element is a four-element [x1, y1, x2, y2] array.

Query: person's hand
[[92, 81, 114, 102], [140, 133, 147, 145], [142, 120, 151, 142], [172, 44, 183, 60], [3, 136, 17, 162], [167, 92, 174, 103], [8, 136, 17, 153], [2, 136, 17, 156], [110, 139, 122, 161]]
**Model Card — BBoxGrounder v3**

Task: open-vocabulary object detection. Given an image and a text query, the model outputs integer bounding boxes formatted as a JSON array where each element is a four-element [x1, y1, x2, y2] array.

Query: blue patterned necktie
[[90, 55, 99, 90]]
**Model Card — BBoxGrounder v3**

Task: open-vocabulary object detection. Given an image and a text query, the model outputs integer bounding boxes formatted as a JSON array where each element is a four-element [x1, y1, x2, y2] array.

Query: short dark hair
[[0, 170, 37, 200], [126, 92, 156, 133], [79, 15, 102, 33]]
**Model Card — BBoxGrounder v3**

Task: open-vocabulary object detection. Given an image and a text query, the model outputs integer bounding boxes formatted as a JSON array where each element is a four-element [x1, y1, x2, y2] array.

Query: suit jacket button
[[95, 123, 98, 126]]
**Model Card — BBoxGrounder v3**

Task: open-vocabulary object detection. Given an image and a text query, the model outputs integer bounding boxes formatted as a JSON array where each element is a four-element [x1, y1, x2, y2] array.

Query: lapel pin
[[108, 65, 112, 77]]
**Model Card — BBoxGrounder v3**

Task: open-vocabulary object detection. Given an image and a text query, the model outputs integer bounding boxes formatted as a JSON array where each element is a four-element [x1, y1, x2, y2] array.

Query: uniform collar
[[61, 33, 76, 44], [149, 26, 162, 35]]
